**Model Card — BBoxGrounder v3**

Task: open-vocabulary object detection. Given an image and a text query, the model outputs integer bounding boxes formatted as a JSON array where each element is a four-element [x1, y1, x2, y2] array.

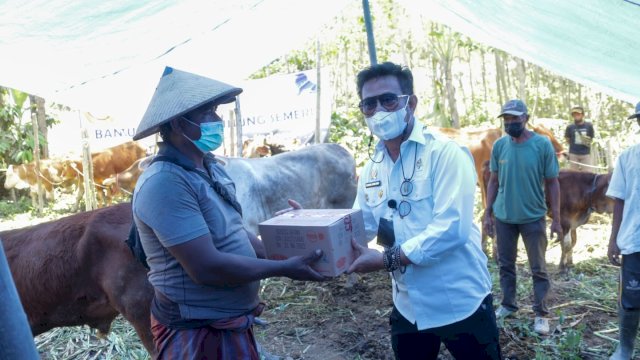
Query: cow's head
[[4, 165, 29, 190], [592, 172, 614, 214]]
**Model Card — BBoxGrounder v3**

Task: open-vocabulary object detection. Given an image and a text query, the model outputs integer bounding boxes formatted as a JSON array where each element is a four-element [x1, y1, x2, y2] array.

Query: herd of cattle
[[4, 141, 148, 210], [0, 125, 615, 354]]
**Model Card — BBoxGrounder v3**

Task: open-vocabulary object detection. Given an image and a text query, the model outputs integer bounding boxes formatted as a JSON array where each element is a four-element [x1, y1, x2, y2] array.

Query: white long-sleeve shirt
[[355, 121, 492, 330], [606, 143, 640, 255]]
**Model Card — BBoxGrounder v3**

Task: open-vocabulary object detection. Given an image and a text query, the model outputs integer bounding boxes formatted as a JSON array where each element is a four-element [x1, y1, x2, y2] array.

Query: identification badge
[[366, 180, 381, 188]]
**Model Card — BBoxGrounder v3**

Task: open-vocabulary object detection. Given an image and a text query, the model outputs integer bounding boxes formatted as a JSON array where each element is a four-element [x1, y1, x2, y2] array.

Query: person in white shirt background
[[607, 101, 640, 360], [347, 61, 501, 360]]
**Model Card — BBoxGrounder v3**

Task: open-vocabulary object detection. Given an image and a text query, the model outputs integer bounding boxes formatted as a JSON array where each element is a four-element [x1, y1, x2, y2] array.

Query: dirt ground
[[0, 196, 631, 359], [254, 213, 625, 360]]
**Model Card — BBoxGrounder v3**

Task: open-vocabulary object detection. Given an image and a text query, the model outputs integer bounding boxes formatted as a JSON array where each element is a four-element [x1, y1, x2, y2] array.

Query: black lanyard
[[151, 155, 243, 216]]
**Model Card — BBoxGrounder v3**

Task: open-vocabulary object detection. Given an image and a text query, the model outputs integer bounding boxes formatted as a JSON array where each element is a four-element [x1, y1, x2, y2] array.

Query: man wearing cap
[[564, 106, 595, 171], [132, 67, 326, 359], [483, 99, 562, 336], [606, 101, 640, 360]]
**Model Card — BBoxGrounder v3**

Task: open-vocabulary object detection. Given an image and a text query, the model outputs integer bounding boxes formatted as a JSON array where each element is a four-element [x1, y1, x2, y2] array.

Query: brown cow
[[102, 156, 154, 198], [3, 159, 73, 206], [547, 170, 614, 271], [0, 144, 356, 355], [481, 160, 613, 271], [59, 141, 148, 208], [0, 203, 155, 354]]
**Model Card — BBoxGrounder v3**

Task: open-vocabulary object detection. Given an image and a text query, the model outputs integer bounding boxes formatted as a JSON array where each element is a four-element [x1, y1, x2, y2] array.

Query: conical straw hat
[[133, 66, 242, 140]]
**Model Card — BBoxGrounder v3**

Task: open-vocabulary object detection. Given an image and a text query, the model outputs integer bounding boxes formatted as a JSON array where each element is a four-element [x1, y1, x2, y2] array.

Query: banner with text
[[218, 69, 332, 154]]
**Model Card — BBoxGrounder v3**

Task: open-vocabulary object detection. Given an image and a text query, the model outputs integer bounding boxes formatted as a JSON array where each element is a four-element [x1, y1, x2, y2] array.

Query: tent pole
[[362, 0, 377, 65], [234, 96, 243, 157], [315, 37, 322, 144]]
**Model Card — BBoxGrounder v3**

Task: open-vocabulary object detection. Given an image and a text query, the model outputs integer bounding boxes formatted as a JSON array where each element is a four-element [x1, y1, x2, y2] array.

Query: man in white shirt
[[607, 101, 640, 360], [347, 62, 501, 359]]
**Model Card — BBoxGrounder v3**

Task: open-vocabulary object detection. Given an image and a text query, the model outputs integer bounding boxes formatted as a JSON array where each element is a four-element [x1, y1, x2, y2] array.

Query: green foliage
[[533, 322, 585, 360], [557, 325, 584, 359], [0, 198, 32, 218], [329, 110, 370, 168], [0, 88, 58, 167]]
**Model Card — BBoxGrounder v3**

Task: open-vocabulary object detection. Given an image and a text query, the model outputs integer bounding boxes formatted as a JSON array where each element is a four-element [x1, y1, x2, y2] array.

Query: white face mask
[[365, 101, 409, 141]]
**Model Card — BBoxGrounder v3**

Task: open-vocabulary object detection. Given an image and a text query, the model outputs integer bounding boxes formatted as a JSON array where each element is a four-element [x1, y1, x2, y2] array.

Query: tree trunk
[[443, 57, 460, 128], [467, 48, 475, 112], [457, 72, 467, 126], [562, 79, 571, 113], [531, 65, 541, 116], [516, 58, 526, 102], [494, 51, 504, 106], [29, 96, 44, 214], [503, 54, 512, 99], [480, 49, 488, 115], [31, 95, 48, 158]]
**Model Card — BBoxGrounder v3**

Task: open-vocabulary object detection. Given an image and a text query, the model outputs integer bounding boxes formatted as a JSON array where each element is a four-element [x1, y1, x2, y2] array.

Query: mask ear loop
[[368, 134, 384, 163]]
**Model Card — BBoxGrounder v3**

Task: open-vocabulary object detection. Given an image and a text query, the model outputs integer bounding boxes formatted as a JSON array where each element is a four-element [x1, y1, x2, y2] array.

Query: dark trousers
[[390, 294, 502, 360], [621, 253, 640, 311], [495, 217, 550, 316]]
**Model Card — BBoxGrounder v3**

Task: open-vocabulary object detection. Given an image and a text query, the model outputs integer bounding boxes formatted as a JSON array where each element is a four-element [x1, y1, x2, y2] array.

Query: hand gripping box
[[258, 209, 366, 277]]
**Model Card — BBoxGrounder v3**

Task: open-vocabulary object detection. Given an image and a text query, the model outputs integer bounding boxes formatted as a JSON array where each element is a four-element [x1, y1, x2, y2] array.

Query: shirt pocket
[[406, 177, 433, 202]]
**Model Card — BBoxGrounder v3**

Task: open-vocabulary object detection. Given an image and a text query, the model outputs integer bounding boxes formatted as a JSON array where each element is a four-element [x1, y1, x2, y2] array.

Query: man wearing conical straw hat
[[132, 67, 326, 359]]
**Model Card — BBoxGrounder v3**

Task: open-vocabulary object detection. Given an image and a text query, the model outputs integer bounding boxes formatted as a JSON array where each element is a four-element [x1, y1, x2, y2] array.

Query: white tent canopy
[[0, 0, 638, 122], [0, 0, 350, 121]]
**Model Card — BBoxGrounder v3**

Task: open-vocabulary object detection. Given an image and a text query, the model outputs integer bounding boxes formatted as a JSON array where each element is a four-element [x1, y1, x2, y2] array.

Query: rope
[[60, 161, 111, 189], [564, 158, 609, 171], [34, 168, 66, 186]]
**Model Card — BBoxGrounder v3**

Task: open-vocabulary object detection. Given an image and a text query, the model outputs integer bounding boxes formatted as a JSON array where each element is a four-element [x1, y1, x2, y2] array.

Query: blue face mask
[[182, 118, 224, 153]]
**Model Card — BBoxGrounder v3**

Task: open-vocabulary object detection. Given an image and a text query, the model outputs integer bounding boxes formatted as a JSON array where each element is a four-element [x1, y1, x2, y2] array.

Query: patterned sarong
[[151, 303, 265, 360]]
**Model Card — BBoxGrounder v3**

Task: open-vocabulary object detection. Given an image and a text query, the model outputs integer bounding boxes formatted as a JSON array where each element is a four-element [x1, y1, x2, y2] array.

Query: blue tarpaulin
[[400, 0, 639, 104]]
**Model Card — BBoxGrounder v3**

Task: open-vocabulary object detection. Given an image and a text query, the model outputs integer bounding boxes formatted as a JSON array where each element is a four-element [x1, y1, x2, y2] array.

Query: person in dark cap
[[132, 66, 325, 359], [483, 99, 562, 336], [564, 106, 595, 171], [606, 101, 640, 360]]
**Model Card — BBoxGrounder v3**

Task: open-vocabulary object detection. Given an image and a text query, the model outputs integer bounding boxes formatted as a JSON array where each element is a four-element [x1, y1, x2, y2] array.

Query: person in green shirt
[[482, 99, 562, 336]]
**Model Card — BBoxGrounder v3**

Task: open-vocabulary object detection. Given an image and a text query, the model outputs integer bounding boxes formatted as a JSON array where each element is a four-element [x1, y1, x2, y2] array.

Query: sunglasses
[[358, 93, 409, 116]]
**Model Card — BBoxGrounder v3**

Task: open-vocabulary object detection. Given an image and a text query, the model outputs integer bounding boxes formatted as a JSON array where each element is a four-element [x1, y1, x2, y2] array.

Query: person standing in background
[[564, 106, 595, 171]]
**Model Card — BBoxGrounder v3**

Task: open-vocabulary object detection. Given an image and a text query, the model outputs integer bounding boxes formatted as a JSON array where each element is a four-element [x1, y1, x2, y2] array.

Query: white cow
[[219, 143, 357, 234]]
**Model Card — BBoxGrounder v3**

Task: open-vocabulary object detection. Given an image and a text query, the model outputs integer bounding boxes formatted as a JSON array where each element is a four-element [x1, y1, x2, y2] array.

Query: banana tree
[[0, 88, 52, 167]]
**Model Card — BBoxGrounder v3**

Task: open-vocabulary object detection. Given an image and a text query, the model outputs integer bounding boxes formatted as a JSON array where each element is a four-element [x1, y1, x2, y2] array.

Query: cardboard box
[[259, 209, 366, 277]]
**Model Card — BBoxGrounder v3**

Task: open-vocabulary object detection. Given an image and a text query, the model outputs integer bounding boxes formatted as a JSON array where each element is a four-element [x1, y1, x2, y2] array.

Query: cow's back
[[0, 203, 152, 341], [223, 143, 357, 233]]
